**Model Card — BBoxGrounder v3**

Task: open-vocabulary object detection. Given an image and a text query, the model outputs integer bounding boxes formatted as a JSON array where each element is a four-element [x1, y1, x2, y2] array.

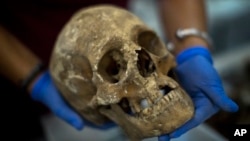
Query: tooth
[[169, 82, 176, 88], [131, 101, 141, 113], [142, 107, 151, 116], [140, 99, 149, 109], [169, 92, 174, 99], [154, 91, 164, 104], [163, 95, 170, 102], [168, 94, 172, 101]]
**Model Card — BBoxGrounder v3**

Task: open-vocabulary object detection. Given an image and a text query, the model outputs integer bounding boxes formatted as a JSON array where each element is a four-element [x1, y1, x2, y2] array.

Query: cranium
[[49, 5, 194, 141]]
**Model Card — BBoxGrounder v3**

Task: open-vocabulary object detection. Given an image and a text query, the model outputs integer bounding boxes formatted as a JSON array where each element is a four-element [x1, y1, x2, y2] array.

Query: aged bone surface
[[49, 5, 194, 141]]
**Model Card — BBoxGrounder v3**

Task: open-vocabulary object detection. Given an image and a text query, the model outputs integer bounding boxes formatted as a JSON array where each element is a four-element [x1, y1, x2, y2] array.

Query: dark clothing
[[0, 1, 128, 140]]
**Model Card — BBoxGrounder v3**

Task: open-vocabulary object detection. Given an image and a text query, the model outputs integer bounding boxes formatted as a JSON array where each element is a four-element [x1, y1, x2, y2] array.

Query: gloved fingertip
[[158, 135, 170, 141], [71, 119, 84, 130], [223, 100, 239, 113], [215, 95, 239, 113], [54, 106, 85, 130], [64, 112, 85, 130], [203, 87, 239, 113]]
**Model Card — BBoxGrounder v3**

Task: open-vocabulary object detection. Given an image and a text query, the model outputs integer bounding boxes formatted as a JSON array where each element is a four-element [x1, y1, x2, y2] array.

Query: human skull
[[49, 5, 194, 141]]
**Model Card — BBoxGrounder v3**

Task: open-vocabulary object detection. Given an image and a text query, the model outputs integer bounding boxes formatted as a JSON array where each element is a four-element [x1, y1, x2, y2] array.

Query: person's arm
[[0, 25, 40, 92], [0, 25, 116, 130], [0, 25, 84, 129], [158, 1, 238, 141], [159, 0, 208, 55]]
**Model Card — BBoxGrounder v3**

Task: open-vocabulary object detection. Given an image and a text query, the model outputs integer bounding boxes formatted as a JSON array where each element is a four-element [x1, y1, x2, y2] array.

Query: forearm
[[0, 25, 40, 91], [159, 0, 209, 55]]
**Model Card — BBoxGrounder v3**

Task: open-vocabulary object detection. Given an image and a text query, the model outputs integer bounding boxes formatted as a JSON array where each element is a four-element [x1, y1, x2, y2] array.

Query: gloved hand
[[158, 46, 239, 141], [31, 70, 115, 130]]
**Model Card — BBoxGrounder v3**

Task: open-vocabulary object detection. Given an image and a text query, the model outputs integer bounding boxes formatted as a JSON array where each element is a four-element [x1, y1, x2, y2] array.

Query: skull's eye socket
[[98, 50, 126, 83], [168, 68, 178, 81], [136, 49, 155, 77], [137, 31, 166, 57]]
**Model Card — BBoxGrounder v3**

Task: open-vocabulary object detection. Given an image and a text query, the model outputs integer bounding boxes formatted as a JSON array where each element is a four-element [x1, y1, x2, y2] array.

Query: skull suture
[[49, 5, 194, 141]]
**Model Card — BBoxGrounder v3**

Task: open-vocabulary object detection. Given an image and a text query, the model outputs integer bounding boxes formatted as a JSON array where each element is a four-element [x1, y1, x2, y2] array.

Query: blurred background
[[39, 0, 250, 141]]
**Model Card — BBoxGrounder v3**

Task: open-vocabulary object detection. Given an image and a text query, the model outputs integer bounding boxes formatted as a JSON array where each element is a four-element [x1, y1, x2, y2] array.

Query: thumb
[[202, 86, 239, 112], [53, 100, 84, 130]]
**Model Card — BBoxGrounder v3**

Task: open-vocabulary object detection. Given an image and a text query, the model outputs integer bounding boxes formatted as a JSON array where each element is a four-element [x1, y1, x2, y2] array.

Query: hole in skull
[[136, 49, 156, 77], [137, 31, 166, 56], [160, 85, 173, 95], [98, 50, 126, 83]]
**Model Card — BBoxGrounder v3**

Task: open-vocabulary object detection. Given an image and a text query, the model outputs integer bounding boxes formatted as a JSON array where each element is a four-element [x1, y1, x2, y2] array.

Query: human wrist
[[20, 62, 45, 93], [28, 70, 46, 94], [172, 36, 209, 55], [166, 27, 212, 56], [176, 46, 213, 65], [30, 71, 50, 100]]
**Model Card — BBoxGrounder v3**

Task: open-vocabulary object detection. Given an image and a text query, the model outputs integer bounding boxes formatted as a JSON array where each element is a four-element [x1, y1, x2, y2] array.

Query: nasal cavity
[[136, 49, 155, 77]]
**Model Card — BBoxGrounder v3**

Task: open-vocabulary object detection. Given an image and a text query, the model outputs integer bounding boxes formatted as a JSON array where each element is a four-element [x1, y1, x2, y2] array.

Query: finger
[[158, 135, 170, 141], [31, 71, 84, 130], [202, 85, 239, 112], [53, 101, 84, 130], [170, 96, 218, 138]]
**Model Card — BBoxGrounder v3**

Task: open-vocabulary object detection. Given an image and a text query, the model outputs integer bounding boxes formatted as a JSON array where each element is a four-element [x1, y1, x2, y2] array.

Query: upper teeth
[[140, 88, 172, 109]]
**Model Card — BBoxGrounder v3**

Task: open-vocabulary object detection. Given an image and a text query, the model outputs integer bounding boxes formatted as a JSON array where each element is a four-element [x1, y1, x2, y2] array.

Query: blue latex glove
[[158, 47, 239, 141], [31, 71, 115, 130]]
